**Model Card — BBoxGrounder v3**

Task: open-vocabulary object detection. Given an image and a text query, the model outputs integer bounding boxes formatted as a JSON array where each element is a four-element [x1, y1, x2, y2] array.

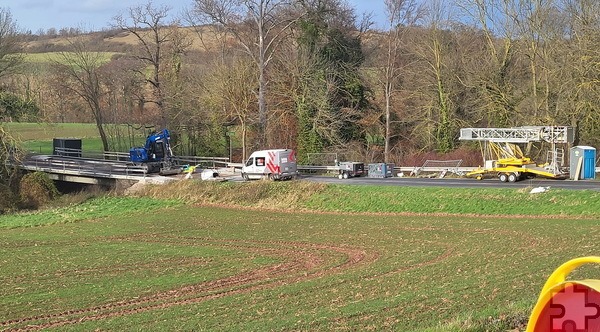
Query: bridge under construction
[[8, 125, 598, 186]]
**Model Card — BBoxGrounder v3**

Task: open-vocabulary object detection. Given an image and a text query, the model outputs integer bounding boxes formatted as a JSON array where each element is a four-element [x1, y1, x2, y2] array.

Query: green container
[[368, 163, 394, 178]]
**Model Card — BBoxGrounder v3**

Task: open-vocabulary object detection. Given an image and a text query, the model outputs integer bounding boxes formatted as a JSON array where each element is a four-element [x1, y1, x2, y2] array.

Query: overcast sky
[[3, 0, 387, 33]]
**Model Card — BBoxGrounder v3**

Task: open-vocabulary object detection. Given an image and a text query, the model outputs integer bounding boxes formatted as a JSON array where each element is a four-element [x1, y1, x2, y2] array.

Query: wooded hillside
[[2, 0, 600, 165]]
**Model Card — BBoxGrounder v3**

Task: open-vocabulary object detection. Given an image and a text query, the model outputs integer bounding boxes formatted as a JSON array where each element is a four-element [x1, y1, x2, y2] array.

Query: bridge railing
[[54, 148, 130, 162], [18, 155, 148, 179], [54, 148, 230, 168], [171, 156, 230, 168]]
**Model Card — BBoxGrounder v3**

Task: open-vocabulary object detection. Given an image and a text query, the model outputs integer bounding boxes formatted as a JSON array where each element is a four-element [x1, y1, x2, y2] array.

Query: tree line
[[1, 0, 600, 167]]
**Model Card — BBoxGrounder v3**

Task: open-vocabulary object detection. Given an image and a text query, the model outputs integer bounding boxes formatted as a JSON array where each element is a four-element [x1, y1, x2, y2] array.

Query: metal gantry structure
[[459, 126, 575, 181], [459, 126, 574, 144]]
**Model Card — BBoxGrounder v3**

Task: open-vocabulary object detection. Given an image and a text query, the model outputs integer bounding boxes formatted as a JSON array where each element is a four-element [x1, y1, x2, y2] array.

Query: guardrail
[[300, 165, 600, 176], [227, 163, 479, 175], [171, 156, 230, 168], [298, 165, 478, 174]]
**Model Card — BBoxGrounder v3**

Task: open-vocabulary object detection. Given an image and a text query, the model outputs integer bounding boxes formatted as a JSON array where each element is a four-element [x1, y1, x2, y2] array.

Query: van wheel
[[242, 173, 249, 181], [268, 173, 275, 181]]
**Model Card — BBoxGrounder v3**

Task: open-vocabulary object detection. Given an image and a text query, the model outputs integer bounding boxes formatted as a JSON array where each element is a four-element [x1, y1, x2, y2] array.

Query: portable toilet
[[569, 146, 596, 180]]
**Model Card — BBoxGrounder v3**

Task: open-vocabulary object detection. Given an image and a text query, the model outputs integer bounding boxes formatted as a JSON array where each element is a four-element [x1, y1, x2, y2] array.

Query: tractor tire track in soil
[[0, 237, 376, 331], [1, 222, 544, 331], [1, 257, 212, 286]]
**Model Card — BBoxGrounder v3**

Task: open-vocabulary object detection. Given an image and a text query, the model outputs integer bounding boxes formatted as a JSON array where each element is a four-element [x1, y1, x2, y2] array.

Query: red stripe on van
[[266, 151, 280, 174]]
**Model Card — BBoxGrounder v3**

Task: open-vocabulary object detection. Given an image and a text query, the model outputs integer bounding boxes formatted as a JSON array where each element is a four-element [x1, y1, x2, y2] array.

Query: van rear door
[[281, 150, 297, 174]]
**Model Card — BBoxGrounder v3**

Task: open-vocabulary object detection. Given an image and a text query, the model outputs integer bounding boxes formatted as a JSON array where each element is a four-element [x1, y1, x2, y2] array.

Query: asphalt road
[[301, 175, 600, 191], [20, 154, 600, 191]]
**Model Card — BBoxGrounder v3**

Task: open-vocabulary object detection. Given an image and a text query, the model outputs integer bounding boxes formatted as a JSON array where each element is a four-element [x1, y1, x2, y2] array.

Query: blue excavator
[[129, 129, 177, 174]]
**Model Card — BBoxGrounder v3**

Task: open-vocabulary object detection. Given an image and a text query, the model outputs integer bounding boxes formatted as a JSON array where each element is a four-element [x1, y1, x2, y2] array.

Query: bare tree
[[0, 8, 23, 183], [503, 0, 559, 120], [113, 1, 188, 129], [100, 55, 148, 151], [455, 0, 520, 127], [381, 0, 422, 162], [191, 0, 296, 147], [0, 8, 23, 80], [203, 58, 258, 160], [54, 39, 110, 151], [560, 0, 600, 146], [410, 0, 457, 152]]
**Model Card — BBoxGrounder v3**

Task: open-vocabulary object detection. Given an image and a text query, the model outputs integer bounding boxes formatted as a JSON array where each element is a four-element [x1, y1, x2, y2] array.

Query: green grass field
[[23, 52, 117, 64], [4, 122, 144, 153], [1, 183, 599, 331], [4, 123, 100, 141]]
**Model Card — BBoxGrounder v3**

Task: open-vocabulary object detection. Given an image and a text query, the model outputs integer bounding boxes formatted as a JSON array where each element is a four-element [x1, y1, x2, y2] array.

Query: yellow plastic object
[[526, 257, 600, 332]]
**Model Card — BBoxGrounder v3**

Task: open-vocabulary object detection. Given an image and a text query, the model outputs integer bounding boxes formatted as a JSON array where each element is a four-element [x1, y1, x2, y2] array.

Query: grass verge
[[135, 180, 600, 218]]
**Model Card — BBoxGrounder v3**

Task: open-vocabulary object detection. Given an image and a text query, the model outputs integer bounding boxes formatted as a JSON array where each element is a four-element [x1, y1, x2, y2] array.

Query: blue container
[[570, 146, 596, 180]]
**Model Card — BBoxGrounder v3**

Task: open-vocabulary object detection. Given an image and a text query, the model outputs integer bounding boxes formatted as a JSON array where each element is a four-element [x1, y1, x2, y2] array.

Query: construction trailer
[[337, 162, 365, 179], [460, 126, 575, 182]]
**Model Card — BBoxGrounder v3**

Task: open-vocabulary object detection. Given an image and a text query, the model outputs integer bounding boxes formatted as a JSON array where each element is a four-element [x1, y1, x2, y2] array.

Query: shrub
[[19, 172, 60, 209], [136, 179, 327, 209], [0, 184, 18, 214]]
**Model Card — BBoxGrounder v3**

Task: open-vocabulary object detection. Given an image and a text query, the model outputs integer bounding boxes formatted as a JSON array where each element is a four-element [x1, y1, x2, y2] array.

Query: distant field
[[25, 27, 217, 54], [1, 183, 598, 331], [22, 138, 110, 154], [23, 52, 117, 64], [5, 122, 100, 141], [5, 122, 143, 153], [17, 52, 118, 74]]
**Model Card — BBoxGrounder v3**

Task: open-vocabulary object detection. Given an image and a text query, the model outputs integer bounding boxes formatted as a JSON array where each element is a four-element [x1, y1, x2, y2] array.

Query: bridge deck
[[16, 155, 149, 181]]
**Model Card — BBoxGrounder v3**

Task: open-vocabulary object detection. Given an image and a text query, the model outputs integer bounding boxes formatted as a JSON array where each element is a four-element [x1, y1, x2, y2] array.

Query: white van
[[241, 149, 298, 180]]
